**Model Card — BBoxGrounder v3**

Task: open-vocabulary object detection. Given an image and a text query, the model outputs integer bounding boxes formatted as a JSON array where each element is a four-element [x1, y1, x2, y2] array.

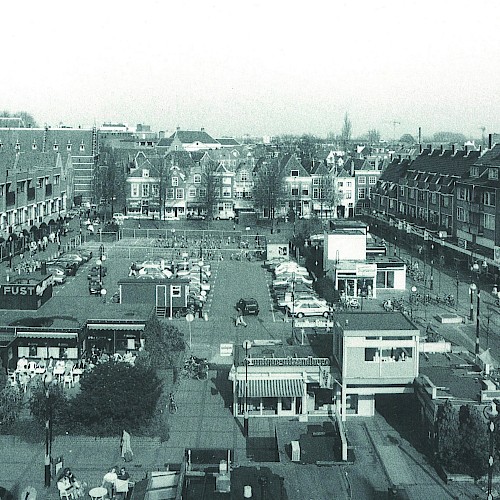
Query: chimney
[[418, 127, 422, 145], [464, 144, 468, 155], [440, 144, 444, 154], [451, 144, 456, 155], [176, 126, 180, 131], [201, 127, 205, 132], [419, 143, 423, 154], [489, 133, 493, 149]]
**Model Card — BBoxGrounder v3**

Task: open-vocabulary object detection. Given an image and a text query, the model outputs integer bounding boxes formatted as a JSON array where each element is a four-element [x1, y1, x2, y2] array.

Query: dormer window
[[53, 143, 59, 151], [32, 141, 37, 150], [172, 177, 179, 186], [488, 168, 498, 180], [15, 141, 20, 151], [291, 170, 299, 177], [80, 141, 85, 152], [142, 169, 150, 178], [67, 142, 72, 151], [470, 166, 479, 178]]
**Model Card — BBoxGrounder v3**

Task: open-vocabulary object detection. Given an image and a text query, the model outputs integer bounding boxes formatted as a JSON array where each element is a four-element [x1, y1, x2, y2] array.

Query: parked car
[[89, 279, 104, 295], [62, 253, 84, 264], [278, 293, 326, 310], [74, 248, 93, 262], [286, 299, 331, 318], [236, 298, 259, 315], [273, 274, 313, 288], [113, 213, 127, 224], [88, 265, 108, 280], [274, 264, 309, 276], [51, 273, 67, 285], [187, 213, 206, 220], [47, 259, 78, 276]]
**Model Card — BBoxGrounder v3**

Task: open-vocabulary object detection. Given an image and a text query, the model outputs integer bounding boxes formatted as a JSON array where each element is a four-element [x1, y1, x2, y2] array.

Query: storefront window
[[376, 270, 395, 289], [282, 397, 292, 411]]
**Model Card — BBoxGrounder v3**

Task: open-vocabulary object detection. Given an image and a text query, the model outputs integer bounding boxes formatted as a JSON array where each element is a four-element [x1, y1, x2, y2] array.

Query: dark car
[[236, 298, 259, 316], [87, 265, 108, 280], [47, 260, 78, 276], [89, 279, 104, 295]]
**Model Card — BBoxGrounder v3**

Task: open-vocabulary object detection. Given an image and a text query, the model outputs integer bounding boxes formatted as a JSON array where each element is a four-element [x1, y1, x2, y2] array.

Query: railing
[[248, 357, 329, 367]]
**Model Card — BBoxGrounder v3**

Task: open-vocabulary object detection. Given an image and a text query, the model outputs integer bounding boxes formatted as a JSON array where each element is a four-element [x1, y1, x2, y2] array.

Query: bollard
[[204, 312, 208, 321]]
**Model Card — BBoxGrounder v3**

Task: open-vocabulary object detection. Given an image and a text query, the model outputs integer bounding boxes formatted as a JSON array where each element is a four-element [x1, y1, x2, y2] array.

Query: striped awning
[[17, 332, 78, 339], [87, 324, 145, 331], [238, 378, 304, 398]]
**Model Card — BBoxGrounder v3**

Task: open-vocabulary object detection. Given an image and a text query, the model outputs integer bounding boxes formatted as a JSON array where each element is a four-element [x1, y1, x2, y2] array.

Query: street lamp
[[96, 255, 106, 284], [43, 372, 57, 487], [484, 401, 500, 500], [469, 283, 476, 322], [410, 286, 417, 320], [242, 339, 252, 438], [101, 287, 107, 304], [430, 243, 434, 291]]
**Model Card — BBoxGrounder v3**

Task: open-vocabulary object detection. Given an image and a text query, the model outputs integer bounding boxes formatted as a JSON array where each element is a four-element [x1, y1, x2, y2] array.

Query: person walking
[[235, 307, 247, 327]]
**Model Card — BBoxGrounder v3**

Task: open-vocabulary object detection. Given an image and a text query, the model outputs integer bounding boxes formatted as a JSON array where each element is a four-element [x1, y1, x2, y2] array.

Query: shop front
[[0, 275, 53, 310], [84, 320, 146, 356]]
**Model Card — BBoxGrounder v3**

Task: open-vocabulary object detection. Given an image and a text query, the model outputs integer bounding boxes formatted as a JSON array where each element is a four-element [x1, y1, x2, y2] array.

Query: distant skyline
[[3, 0, 499, 140]]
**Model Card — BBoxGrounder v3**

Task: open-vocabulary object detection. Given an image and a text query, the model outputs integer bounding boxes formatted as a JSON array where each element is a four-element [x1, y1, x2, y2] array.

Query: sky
[[3, 0, 500, 140]]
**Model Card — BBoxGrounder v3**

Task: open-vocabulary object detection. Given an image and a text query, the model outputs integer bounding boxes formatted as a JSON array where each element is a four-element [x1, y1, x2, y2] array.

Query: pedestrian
[[120, 429, 133, 462], [235, 307, 247, 327]]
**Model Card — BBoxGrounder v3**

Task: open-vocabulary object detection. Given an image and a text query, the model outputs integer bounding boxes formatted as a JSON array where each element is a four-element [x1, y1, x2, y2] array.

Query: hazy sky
[[3, 0, 500, 140]]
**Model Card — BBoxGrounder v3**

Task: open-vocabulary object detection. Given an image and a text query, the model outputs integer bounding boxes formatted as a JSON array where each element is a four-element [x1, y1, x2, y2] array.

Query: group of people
[[101, 466, 131, 499], [57, 468, 84, 499]]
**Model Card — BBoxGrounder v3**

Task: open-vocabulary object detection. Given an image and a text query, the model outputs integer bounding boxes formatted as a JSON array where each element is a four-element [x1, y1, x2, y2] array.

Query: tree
[[458, 404, 489, 479], [252, 157, 286, 223], [436, 400, 460, 470], [153, 155, 171, 220], [0, 385, 24, 426], [95, 147, 127, 216], [341, 113, 352, 150], [0, 110, 37, 127], [400, 134, 416, 144], [323, 173, 342, 218], [29, 379, 69, 432], [432, 132, 467, 144], [0, 358, 7, 391], [201, 160, 218, 220], [367, 129, 381, 145], [67, 361, 161, 435], [143, 316, 186, 369]]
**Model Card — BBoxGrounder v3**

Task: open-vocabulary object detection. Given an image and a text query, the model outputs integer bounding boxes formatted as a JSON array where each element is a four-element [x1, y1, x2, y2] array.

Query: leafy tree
[[68, 361, 161, 435], [432, 131, 467, 144], [0, 385, 24, 426], [143, 316, 186, 369], [95, 147, 127, 215], [0, 110, 37, 127], [29, 378, 69, 432], [201, 160, 218, 220], [458, 404, 489, 479], [341, 113, 352, 150], [252, 157, 286, 223], [0, 358, 7, 391], [436, 400, 460, 470]]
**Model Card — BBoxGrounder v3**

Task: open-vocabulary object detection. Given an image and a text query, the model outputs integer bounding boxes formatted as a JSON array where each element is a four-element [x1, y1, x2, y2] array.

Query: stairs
[[156, 306, 166, 318]]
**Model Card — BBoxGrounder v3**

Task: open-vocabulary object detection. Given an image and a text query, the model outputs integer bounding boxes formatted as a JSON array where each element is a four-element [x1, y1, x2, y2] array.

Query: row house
[[0, 150, 73, 245], [455, 144, 500, 261], [371, 146, 481, 235], [0, 126, 98, 204]]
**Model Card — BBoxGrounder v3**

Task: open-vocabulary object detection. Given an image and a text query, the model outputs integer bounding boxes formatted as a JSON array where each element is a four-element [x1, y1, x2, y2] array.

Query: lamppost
[[469, 283, 476, 322], [455, 269, 460, 311], [484, 400, 500, 500], [429, 243, 434, 291], [242, 340, 252, 438], [410, 286, 417, 320], [199, 259, 204, 289], [43, 372, 57, 487], [101, 287, 107, 304], [96, 255, 106, 284], [7, 235, 13, 268], [291, 273, 296, 343]]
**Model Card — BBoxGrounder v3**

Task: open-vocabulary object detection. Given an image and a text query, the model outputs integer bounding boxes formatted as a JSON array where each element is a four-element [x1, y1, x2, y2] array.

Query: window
[[79, 142, 85, 152], [37, 178, 44, 188], [483, 191, 496, 206], [484, 213, 496, 230], [291, 187, 299, 196], [346, 181, 351, 187], [302, 188, 309, 196], [194, 174, 201, 184], [240, 171, 248, 182], [313, 188, 319, 199], [188, 187, 197, 198], [408, 188, 415, 199], [338, 181, 343, 187], [457, 206, 466, 222], [399, 186, 404, 196], [312, 178, 320, 185], [457, 187, 470, 201], [176, 188, 184, 199], [358, 188, 366, 199], [67, 143, 72, 151], [291, 170, 299, 177], [488, 168, 498, 180], [199, 188, 207, 198], [131, 184, 139, 197], [235, 191, 243, 199], [369, 176, 377, 185], [54, 175, 60, 186], [53, 143, 58, 151], [365, 348, 379, 362], [32, 141, 37, 150], [223, 188, 231, 198], [142, 169, 149, 178], [172, 177, 179, 186], [470, 166, 479, 177], [346, 192, 352, 199], [142, 184, 150, 197], [152, 184, 159, 197], [167, 188, 174, 199], [442, 196, 449, 208], [223, 177, 231, 185], [358, 176, 366, 185], [430, 192, 437, 204], [171, 285, 181, 297]]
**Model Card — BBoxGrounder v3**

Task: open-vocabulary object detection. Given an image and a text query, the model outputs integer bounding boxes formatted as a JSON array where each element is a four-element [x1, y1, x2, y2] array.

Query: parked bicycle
[[168, 393, 177, 414]]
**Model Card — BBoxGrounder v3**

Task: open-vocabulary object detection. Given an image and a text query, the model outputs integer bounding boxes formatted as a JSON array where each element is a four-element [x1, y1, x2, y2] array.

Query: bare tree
[[367, 129, 381, 145], [95, 147, 127, 216], [201, 160, 218, 220], [341, 113, 352, 150], [253, 157, 286, 224]]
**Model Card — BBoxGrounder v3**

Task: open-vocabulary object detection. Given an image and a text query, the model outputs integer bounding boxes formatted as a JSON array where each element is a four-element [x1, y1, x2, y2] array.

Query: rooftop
[[334, 312, 418, 333]]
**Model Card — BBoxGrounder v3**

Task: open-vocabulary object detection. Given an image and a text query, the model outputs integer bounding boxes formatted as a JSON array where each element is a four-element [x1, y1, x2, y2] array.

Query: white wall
[[325, 233, 366, 262]]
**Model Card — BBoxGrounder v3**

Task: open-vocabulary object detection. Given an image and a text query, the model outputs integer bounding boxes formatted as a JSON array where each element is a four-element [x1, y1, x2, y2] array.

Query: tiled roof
[[156, 138, 173, 147], [170, 130, 218, 145], [216, 137, 240, 146], [474, 144, 500, 166], [0, 150, 60, 175], [407, 148, 480, 176], [379, 158, 410, 183]]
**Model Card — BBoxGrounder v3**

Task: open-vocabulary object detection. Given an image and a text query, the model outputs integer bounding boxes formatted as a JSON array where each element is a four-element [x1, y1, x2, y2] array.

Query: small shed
[[118, 276, 190, 318], [0, 274, 53, 310]]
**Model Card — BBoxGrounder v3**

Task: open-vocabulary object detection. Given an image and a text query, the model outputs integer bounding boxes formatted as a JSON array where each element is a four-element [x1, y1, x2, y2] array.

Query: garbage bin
[[291, 440, 300, 462]]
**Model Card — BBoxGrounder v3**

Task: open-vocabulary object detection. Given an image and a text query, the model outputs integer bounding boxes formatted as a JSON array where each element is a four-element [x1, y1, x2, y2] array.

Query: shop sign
[[355, 263, 377, 277], [2, 285, 37, 296]]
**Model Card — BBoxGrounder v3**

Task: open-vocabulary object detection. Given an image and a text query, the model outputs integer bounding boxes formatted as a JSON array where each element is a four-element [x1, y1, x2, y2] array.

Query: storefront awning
[[87, 323, 145, 331], [238, 378, 304, 398], [17, 332, 78, 339]]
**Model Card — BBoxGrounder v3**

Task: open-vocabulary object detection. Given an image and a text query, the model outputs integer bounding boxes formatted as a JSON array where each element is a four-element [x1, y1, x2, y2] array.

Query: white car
[[113, 213, 127, 224], [278, 293, 326, 310], [274, 263, 309, 275], [273, 274, 313, 287], [286, 299, 332, 318]]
